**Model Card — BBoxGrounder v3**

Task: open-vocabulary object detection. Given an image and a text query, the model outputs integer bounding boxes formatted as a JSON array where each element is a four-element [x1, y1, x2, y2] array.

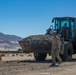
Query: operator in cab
[[59, 23, 69, 39]]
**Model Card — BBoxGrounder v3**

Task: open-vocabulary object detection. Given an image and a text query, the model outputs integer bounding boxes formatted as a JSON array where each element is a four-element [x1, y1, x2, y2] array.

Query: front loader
[[19, 17, 76, 61]]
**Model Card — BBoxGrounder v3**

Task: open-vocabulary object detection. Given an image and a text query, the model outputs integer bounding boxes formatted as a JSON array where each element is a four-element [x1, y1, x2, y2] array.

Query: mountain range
[[0, 32, 23, 51]]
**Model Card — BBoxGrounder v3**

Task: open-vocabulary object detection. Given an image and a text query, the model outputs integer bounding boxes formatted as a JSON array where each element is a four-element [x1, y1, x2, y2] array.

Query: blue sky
[[0, 0, 76, 38]]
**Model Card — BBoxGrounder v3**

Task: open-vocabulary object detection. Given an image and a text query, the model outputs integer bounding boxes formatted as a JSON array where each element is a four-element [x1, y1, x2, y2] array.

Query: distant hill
[[0, 32, 23, 51]]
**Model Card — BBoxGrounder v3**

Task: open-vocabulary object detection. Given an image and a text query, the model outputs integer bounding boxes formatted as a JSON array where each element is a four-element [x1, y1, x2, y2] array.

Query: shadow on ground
[[20, 59, 52, 63], [19, 58, 76, 63]]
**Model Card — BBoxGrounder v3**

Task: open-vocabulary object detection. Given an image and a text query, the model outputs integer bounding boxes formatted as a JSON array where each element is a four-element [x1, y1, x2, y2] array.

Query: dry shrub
[[12, 54, 15, 56], [16, 53, 19, 56], [20, 54, 23, 57], [1, 54, 5, 56], [0, 56, 2, 60], [27, 53, 32, 57], [0, 54, 5, 60]]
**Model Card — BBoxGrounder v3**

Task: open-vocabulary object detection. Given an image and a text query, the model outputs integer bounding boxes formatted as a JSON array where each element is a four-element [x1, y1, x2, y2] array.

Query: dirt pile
[[22, 35, 52, 42]]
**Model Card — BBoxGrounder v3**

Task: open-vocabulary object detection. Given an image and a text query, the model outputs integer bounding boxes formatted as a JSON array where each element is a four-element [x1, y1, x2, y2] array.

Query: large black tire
[[60, 42, 73, 61], [34, 53, 47, 61]]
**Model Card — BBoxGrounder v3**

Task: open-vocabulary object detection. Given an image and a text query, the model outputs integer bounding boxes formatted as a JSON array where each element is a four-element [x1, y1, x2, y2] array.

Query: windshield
[[54, 19, 69, 34]]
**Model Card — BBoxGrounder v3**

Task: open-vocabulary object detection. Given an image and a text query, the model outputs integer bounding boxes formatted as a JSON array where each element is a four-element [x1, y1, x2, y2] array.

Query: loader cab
[[52, 17, 76, 41]]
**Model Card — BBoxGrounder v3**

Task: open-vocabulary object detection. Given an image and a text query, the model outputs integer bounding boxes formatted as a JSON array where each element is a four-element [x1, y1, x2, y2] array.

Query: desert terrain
[[0, 54, 76, 75]]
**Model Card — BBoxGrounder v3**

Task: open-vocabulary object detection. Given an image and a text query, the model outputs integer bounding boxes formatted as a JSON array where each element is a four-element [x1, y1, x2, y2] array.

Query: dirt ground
[[0, 54, 76, 75]]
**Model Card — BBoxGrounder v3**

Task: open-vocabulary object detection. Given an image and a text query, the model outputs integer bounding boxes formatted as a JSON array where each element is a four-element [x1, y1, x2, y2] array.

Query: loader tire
[[34, 53, 47, 61], [61, 42, 73, 61]]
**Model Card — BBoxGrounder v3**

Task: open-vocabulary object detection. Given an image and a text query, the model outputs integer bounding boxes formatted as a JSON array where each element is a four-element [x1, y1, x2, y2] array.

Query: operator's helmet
[[64, 23, 67, 27]]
